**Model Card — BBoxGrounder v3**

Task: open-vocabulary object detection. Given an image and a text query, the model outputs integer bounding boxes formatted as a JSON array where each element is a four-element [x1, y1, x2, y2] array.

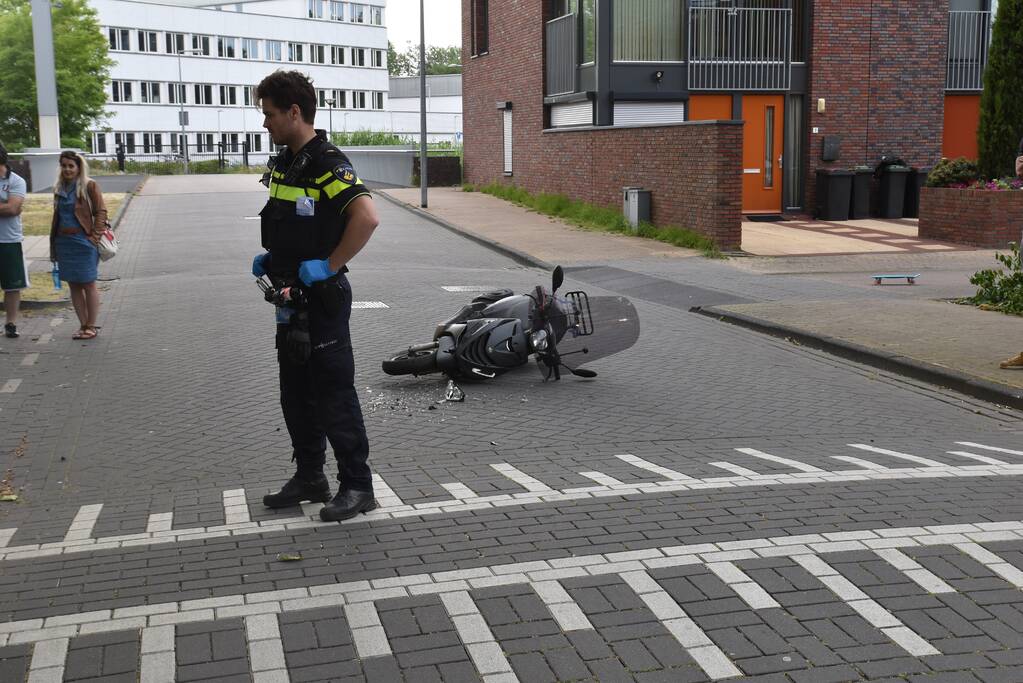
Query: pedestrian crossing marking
[[957, 441, 1023, 457], [441, 286, 499, 292], [11, 520, 1023, 680], [947, 450, 1007, 465], [849, 444, 946, 468], [20, 353, 38, 367], [0, 379, 22, 394], [3, 439, 1023, 562], [352, 301, 389, 309], [735, 447, 825, 473]]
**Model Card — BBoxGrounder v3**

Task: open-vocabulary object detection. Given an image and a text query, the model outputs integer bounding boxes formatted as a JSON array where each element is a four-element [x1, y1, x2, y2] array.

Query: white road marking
[[491, 463, 554, 493], [441, 286, 499, 292], [344, 602, 390, 658], [36, 333, 52, 345], [831, 455, 889, 471], [27, 637, 69, 683], [792, 554, 940, 657], [946, 450, 1007, 466], [530, 581, 593, 631], [352, 301, 389, 309], [63, 505, 103, 542], [0, 379, 22, 394], [708, 461, 761, 477], [441, 482, 481, 501], [442, 591, 517, 680], [956, 442, 1023, 457], [222, 489, 251, 525], [955, 542, 1023, 588], [620, 570, 743, 680], [848, 444, 945, 468], [21, 353, 38, 366], [578, 471, 626, 487], [1, 441, 1020, 562], [245, 615, 290, 681], [139, 625, 175, 683], [49, 318, 64, 328], [705, 561, 780, 610], [734, 448, 824, 473], [617, 453, 696, 481], [145, 512, 174, 534], [874, 548, 955, 594]]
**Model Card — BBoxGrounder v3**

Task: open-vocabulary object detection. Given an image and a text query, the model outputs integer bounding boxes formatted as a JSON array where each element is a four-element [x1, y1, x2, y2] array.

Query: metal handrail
[[546, 13, 577, 97], [688, 7, 792, 92]]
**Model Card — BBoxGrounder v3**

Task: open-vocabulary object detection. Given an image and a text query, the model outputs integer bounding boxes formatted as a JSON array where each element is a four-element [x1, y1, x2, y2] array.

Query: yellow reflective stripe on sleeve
[[315, 170, 334, 183], [269, 182, 321, 202], [272, 170, 285, 179], [322, 177, 362, 199]]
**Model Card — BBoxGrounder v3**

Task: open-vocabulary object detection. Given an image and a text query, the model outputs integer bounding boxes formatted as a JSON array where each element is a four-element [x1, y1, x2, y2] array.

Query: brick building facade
[[462, 0, 994, 249]]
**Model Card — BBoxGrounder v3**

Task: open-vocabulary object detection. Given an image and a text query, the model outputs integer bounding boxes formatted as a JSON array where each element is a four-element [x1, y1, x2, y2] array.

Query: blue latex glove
[[299, 259, 336, 286], [252, 252, 270, 277]]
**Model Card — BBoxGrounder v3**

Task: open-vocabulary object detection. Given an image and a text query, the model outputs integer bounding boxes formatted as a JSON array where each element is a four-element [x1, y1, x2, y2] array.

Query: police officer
[[252, 70, 380, 522]]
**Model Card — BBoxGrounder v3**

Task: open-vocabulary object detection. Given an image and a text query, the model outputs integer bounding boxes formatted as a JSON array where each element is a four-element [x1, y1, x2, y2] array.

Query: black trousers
[[276, 275, 372, 493]]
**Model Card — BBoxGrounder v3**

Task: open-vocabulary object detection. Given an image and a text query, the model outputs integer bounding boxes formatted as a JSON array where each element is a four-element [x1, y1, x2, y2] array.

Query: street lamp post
[[419, 0, 427, 207], [176, 47, 204, 174], [324, 98, 335, 143]]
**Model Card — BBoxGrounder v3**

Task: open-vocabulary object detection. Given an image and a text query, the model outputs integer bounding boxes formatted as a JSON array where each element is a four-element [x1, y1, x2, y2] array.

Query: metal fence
[[687, 7, 792, 91], [91, 142, 272, 174], [546, 13, 578, 96], [946, 10, 991, 92]]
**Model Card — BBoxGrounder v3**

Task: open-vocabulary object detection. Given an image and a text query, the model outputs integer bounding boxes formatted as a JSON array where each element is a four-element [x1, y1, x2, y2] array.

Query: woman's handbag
[[96, 228, 119, 261]]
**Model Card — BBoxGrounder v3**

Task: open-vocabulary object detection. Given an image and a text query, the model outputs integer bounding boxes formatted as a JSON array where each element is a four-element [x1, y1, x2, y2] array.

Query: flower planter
[[919, 187, 1023, 248]]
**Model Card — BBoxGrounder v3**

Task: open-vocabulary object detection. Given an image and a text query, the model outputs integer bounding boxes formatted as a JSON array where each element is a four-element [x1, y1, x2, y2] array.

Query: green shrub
[[969, 242, 1023, 315], [477, 183, 722, 258], [926, 157, 981, 188], [977, 0, 1023, 180]]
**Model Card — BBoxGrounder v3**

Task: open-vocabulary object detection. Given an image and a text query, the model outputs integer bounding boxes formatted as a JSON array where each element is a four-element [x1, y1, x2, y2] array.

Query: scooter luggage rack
[[565, 291, 594, 337]]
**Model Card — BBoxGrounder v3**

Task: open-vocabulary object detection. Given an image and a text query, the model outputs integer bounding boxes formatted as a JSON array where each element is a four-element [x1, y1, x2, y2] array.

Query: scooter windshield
[[557, 295, 640, 366]]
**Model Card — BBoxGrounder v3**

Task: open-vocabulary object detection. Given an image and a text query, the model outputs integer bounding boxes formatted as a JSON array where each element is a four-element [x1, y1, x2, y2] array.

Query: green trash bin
[[815, 169, 854, 221], [903, 166, 931, 218], [850, 166, 873, 220]]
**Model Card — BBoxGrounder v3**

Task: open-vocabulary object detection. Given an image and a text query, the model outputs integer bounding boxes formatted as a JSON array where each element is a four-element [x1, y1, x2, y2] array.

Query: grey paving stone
[[509, 652, 558, 682]]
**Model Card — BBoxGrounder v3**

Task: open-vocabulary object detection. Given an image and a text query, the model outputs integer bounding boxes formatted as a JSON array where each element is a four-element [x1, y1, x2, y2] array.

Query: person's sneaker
[[3, 323, 17, 339], [319, 489, 378, 522], [1000, 352, 1023, 369], [262, 473, 331, 508]]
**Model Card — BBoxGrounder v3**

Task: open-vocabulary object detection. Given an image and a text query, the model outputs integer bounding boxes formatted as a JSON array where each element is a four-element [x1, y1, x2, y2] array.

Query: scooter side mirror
[[552, 265, 564, 293]]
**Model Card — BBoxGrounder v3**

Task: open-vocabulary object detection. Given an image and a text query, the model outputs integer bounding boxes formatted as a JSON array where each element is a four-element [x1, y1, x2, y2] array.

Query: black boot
[[319, 489, 378, 522], [262, 473, 331, 509]]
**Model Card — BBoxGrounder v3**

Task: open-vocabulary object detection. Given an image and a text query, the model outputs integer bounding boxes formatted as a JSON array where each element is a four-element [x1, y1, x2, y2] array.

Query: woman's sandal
[[72, 327, 97, 340]]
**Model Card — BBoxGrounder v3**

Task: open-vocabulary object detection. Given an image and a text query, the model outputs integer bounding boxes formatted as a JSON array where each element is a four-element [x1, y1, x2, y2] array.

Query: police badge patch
[[334, 165, 357, 184]]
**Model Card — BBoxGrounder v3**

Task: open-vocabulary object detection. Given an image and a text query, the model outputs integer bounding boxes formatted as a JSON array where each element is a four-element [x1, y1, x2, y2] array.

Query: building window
[[471, 0, 489, 55], [612, 0, 682, 62], [329, 1, 345, 20], [288, 42, 304, 62], [192, 34, 211, 56], [581, 0, 595, 63], [352, 47, 366, 66], [93, 133, 107, 154], [166, 32, 185, 55], [196, 133, 214, 152], [372, 49, 384, 67], [246, 132, 263, 152], [373, 92, 384, 109], [143, 133, 163, 153], [243, 85, 254, 107], [169, 132, 182, 152], [331, 45, 346, 64], [333, 89, 347, 108], [218, 36, 237, 58], [353, 91, 366, 109], [371, 5, 383, 24], [115, 132, 136, 154], [503, 109, 512, 175], [112, 80, 133, 103], [308, 0, 323, 17], [140, 82, 161, 103], [108, 27, 130, 51], [194, 84, 214, 105], [310, 44, 326, 63], [242, 38, 259, 59], [138, 30, 158, 53], [351, 3, 366, 22], [266, 40, 283, 61], [219, 85, 237, 106], [168, 83, 186, 104]]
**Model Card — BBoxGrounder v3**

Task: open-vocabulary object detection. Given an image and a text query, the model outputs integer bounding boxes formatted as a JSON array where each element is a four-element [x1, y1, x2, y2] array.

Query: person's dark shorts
[[0, 242, 28, 291]]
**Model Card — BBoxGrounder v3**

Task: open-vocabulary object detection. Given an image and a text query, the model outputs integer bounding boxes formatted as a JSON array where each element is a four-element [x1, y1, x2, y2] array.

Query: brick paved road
[[0, 177, 1021, 682]]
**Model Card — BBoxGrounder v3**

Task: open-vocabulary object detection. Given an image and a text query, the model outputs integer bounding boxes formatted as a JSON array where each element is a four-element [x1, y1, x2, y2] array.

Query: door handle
[[778, 154, 783, 170]]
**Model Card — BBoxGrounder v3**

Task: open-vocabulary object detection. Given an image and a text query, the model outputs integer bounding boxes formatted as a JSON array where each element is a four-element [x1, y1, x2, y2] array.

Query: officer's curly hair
[[255, 70, 316, 124]]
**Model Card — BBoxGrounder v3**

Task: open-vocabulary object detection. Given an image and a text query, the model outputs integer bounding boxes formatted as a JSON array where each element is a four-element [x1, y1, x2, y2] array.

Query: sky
[[385, 0, 462, 49]]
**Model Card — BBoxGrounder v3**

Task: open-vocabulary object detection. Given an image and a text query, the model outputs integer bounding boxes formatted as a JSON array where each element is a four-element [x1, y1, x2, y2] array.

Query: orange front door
[[742, 95, 785, 213]]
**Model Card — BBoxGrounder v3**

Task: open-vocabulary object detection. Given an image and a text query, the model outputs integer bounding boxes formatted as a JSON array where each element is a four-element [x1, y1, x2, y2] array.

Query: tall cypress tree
[[978, 0, 1023, 179]]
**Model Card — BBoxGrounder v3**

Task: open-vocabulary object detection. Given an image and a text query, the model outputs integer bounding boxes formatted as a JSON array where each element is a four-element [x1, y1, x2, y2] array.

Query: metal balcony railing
[[546, 13, 577, 96], [946, 10, 991, 91], [688, 7, 792, 91]]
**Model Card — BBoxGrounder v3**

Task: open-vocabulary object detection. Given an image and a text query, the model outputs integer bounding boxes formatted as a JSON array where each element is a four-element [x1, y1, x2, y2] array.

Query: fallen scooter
[[382, 266, 640, 382]]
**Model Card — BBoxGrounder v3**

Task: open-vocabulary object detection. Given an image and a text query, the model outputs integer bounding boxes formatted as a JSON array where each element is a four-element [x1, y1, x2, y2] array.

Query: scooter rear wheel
[[382, 345, 440, 376]]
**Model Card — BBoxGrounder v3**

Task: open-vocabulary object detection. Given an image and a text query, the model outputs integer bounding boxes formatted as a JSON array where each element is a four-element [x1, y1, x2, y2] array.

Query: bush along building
[[461, 0, 996, 250]]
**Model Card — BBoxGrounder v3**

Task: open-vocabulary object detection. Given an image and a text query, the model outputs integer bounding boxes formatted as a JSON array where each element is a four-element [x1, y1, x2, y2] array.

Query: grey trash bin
[[623, 187, 651, 231]]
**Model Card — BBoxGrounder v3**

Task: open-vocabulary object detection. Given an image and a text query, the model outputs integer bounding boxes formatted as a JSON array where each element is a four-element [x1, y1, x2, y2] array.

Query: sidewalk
[[379, 186, 1023, 408]]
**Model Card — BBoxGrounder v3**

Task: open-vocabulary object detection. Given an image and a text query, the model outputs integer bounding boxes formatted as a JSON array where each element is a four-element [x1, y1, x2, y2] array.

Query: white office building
[[388, 74, 462, 144], [90, 0, 389, 163]]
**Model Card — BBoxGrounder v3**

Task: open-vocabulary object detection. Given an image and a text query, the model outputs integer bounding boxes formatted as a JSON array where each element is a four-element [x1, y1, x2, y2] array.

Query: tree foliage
[[978, 0, 1023, 179], [387, 42, 462, 77], [0, 0, 113, 150]]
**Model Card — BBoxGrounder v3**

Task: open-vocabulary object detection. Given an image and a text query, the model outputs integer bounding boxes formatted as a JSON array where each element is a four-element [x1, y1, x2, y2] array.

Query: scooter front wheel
[[382, 344, 441, 376]]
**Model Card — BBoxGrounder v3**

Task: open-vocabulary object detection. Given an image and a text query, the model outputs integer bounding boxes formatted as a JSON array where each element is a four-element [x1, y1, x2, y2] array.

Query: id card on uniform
[[296, 196, 315, 216]]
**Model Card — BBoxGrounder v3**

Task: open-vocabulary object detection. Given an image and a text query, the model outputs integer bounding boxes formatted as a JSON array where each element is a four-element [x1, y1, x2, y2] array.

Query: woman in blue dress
[[49, 151, 107, 340]]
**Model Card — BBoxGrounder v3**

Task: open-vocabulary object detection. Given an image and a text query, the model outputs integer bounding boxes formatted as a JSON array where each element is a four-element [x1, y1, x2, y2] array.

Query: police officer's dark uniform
[[258, 129, 375, 521]]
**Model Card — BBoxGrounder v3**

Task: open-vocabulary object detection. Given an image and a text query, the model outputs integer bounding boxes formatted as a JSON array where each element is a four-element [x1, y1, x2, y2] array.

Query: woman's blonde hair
[[54, 151, 92, 201]]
